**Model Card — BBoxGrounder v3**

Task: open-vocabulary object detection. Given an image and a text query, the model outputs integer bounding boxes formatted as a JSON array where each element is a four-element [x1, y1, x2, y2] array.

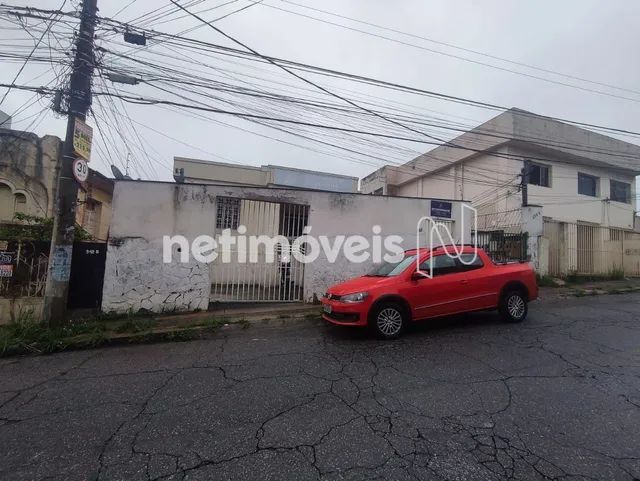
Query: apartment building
[[361, 108, 639, 229]]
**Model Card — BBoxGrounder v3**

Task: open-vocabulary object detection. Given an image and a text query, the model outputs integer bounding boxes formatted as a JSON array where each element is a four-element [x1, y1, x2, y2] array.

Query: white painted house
[[101, 181, 470, 313], [361, 108, 640, 230]]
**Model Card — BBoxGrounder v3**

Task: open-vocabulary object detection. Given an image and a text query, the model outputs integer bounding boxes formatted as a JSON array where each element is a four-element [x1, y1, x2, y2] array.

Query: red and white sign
[[72, 158, 89, 183], [0, 264, 13, 278]]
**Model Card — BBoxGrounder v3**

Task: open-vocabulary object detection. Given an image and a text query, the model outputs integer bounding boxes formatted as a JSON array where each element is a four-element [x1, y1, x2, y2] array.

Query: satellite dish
[[111, 164, 132, 180]]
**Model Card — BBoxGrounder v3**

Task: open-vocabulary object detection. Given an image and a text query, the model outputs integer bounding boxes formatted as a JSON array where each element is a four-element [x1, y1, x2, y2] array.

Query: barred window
[[216, 197, 240, 229]]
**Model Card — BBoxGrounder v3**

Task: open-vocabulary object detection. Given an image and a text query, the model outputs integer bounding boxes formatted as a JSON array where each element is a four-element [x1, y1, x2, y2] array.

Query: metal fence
[[472, 230, 528, 263], [543, 220, 640, 277], [0, 240, 50, 297], [476, 208, 522, 234]]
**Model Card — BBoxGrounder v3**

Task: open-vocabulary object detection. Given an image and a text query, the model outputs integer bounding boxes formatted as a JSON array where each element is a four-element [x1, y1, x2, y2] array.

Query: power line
[[11, 4, 640, 140], [112, 0, 137, 19], [97, 44, 640, 166], [0, 0, 67, 107], [92, 88, 640, 179], [165, 0, 640, 189], [88, 12, 640, 140], [270, 0, 640, 97]]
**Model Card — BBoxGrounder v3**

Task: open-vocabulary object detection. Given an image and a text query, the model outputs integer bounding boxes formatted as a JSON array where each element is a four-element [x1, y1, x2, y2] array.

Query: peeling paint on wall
[[102, 237, 210, 313]]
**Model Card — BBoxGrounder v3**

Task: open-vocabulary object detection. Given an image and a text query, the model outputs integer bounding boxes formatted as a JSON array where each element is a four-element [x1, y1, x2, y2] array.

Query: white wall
[[102, 181, 469, 313], [102, 183, 215, 314], [525, 156, 636, 229]]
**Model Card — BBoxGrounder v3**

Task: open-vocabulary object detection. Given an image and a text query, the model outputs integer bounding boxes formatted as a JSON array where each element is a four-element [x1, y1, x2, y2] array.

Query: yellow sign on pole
[[73, 118, 93, 161]]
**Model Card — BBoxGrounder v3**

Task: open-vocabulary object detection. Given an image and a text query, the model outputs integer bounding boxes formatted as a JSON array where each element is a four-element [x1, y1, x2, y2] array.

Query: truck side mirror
[[411, 271, 429, 281]]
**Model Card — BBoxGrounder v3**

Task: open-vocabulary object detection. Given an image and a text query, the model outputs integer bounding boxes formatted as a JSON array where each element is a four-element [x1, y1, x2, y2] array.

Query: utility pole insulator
[[43, 0, 98, 325]]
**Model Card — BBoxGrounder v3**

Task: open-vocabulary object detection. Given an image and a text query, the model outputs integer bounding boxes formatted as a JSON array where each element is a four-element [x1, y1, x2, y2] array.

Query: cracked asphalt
[[1, 293, 639, 481]]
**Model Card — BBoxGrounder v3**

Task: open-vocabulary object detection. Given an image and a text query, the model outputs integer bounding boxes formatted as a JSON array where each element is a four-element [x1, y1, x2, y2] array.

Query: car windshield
[[367, 254, 417, 277]]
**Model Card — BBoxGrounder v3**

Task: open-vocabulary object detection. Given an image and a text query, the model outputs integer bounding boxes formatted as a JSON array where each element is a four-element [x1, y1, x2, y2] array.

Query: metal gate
[[67, 241, 107, 309], [210, 200, 309, 302]]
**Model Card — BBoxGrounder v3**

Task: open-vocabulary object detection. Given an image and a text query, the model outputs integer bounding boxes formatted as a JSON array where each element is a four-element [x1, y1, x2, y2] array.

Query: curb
[[106, 311, 323, 343]]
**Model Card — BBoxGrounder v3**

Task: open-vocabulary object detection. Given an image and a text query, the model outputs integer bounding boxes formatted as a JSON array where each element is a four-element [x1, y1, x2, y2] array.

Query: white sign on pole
[[72, 158, 89, 183]]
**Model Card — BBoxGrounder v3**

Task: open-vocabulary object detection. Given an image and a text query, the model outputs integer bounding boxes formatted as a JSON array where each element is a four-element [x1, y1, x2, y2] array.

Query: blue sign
[[431, 201, 452, 219]]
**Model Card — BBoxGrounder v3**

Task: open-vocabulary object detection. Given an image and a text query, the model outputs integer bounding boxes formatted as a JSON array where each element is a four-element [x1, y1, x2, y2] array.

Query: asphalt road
[[1, 293, 639, 481]]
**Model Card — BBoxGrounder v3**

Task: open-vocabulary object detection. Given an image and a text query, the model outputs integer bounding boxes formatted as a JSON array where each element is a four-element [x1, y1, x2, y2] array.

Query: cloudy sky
[[1, 0, 639, 184]]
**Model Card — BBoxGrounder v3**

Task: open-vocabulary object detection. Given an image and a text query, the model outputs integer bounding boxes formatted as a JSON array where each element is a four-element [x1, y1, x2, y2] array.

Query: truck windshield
[[367, 255, 417, 277]]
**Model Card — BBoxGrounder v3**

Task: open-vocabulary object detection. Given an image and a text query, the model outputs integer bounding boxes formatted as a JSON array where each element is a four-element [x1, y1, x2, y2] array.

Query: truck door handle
[[460, 279, 468, 285]]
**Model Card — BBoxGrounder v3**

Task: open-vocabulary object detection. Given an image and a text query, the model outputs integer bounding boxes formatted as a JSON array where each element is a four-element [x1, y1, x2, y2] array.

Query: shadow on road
[[321, 309, 509, 342]]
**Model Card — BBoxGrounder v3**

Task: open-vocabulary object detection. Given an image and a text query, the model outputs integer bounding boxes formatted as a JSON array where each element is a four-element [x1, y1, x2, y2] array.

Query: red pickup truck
[[321, 246, 538, 339]]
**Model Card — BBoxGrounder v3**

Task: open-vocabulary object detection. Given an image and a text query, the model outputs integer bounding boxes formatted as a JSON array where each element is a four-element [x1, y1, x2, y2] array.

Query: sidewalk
[[539, 277, 640, 301], [4, 279, 639, 357], [95, 278, 640, 340], [107, 278, 640, 341]]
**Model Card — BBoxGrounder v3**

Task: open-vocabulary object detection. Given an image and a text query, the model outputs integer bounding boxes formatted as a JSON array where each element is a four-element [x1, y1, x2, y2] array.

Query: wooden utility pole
[[43, 0, 98, 324]]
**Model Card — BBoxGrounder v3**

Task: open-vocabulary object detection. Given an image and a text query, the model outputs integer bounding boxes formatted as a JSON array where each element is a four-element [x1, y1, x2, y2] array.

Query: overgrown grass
[[115, 317, 156, 334], [0, 311, 107, 356]]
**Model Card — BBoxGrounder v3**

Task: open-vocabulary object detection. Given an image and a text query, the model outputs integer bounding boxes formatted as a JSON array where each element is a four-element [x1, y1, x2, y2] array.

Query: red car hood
[[327, 275, 396, 296]]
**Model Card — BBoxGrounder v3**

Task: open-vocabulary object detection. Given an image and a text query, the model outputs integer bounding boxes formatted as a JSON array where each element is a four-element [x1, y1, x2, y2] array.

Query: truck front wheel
[[369, 302, 406, 339]]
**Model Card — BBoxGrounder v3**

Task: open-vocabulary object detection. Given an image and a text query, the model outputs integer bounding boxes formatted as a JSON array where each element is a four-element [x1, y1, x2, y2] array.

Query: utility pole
[[521, 160, 530, 207], [43, 0, 98, 325]]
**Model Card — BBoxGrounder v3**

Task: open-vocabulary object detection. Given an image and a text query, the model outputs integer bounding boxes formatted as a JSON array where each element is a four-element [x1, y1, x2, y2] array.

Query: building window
[[578, 173, 599, 197], [528, 163, 550, 187], [373, 187, 383, 195], [14, 193, 27, 215], [610, 180, 631, 204], [216, 197, 240, 229], [0, 184, 12, 221]]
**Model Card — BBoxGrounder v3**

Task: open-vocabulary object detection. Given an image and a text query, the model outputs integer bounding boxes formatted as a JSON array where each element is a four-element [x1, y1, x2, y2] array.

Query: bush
[[0, 213, 91, 241]]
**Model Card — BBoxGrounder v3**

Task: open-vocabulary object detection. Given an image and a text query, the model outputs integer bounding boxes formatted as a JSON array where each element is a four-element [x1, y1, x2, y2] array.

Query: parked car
[[321, 246, 538, 339]]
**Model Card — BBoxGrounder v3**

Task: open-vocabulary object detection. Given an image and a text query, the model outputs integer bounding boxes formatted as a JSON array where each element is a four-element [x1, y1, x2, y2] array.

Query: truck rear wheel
[[499, 290, 528, 323]]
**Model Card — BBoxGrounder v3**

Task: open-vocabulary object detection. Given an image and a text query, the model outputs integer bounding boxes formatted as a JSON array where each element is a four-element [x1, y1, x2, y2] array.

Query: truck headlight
[[341, 292, 369, 303]]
